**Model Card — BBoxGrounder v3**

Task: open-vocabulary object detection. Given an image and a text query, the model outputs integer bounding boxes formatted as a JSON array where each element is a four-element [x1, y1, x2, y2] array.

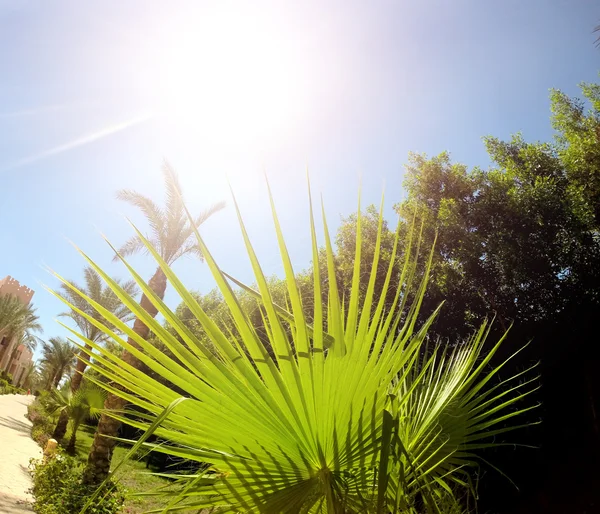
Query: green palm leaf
[[50, 184, 537, 513]]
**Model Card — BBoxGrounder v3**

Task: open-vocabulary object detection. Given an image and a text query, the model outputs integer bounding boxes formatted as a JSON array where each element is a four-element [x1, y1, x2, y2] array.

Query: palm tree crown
[[115, 161, 225, 265], [0, 296, 42, 373], [59, 266, 138, 344], [40, 337, 75, 389], [0, 295, 41, 337]]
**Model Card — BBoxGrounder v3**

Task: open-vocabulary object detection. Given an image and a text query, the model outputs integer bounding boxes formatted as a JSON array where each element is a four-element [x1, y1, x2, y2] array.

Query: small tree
[[40, 338, 75, 390], [44, 384, 106, 452]]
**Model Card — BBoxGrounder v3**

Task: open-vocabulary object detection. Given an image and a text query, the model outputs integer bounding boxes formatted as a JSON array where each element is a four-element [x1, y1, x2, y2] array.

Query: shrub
[[1, 384, 20, 395], [31, 425, 51, 449], [27, 400, 55, 447], [29, 451, 125, 514], [0, 378, 21, 395]]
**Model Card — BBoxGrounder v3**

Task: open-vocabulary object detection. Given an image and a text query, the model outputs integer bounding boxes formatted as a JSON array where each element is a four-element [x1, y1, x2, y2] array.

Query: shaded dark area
[[476, 316, 600, 513], [397, 82, 600, 513]]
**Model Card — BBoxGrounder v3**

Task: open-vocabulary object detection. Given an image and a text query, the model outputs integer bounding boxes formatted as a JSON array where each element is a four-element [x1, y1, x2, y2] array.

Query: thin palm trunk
[[44, 370, 55, 391], [71, 346, 89, 390], [53, 346, 90, 440], [53, 368, 64, 389], [67, 419, 82, 453], [53, 409, 70, 441], [82, 267, 167, 485]]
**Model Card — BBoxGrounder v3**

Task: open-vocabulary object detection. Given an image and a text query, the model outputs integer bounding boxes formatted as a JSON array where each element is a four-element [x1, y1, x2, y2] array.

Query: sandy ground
[[0, 394, 41, 513]]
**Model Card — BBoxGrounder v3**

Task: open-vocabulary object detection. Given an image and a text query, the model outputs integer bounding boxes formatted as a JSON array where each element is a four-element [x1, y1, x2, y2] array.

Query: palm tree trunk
[[53, 369, 63, 389], [53, 410, 70, 441], [67, 420, 80, 453], [71, 345, 90, 391], [82, 267, 167, 485], [53, 345, 91, 441]]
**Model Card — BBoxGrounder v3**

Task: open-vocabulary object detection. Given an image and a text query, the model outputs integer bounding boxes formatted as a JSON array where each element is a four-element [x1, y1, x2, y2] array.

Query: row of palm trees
[[4, 161, 223, 486]]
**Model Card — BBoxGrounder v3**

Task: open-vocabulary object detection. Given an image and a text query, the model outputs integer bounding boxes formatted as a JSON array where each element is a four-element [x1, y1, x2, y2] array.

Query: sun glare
[[156, 9, 306, 153]]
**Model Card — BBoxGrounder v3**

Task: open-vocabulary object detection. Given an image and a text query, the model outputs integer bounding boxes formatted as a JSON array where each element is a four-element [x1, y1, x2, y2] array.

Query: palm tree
[[40, 337, 75, 390], [52, 267, 139, 441], [0, 296, 42, 372], [59, 266, 138, 391], [44, 385, 106, 453], [82, 161, 225, 485]]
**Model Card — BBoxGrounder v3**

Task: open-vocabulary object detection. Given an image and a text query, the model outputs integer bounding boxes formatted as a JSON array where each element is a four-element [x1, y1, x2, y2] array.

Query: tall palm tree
[[52, 267, 138, 440], [82, 161, 225, 485], [40, 337, 75, 390]]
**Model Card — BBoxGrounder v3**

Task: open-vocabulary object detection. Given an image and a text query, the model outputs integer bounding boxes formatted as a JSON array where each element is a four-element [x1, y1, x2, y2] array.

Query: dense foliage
[[160, 81, 600, 511], [31, 80, 600, 512], [43, 385, 106, 451], [27, 397, 56, 448], [54, 181, 537, 513], [29, 451, 124, 514]]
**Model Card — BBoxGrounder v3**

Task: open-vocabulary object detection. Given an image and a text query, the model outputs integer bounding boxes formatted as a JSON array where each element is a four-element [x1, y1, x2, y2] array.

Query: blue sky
[[0, 0, 598, 360]]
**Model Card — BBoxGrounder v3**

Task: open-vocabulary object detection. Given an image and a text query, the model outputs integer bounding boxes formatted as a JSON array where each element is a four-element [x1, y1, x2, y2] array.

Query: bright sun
[[155, 7, 307, 154]]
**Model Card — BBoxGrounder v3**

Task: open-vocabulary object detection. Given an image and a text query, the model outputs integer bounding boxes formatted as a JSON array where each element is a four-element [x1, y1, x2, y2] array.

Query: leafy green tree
[[82, 161, 224, 485], [391, 82, 600, 508]]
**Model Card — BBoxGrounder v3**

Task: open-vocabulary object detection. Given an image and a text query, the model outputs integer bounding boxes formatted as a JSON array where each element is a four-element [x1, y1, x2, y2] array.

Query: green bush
[[27, 400, 55, 447], [0, 378, 21, 395], [0, 384, 20, 395], [29, 452, 125, 514]]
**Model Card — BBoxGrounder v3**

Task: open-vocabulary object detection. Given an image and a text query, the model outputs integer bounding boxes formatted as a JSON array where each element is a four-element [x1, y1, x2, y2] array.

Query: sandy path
[[0, 394, 41, 513]]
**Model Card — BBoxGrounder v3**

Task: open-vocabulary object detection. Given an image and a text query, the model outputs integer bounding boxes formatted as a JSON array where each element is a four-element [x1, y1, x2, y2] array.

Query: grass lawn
[[71, 426, 184, 514]]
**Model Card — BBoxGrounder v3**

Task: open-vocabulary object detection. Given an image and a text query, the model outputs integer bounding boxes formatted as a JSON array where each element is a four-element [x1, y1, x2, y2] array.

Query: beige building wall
[[0, 276, 34, 305]]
